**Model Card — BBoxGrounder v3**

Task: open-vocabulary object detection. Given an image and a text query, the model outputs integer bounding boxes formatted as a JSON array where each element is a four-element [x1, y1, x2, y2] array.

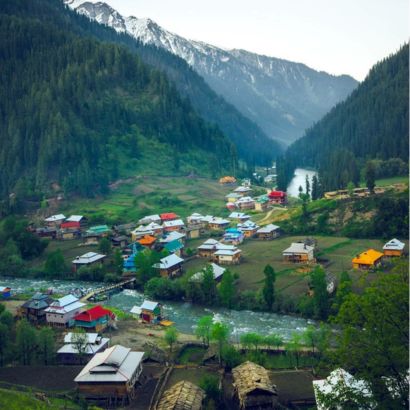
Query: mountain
[[68, 1, 358, 145], [0, 0, 237, 199], [278, 45, 409, 191]]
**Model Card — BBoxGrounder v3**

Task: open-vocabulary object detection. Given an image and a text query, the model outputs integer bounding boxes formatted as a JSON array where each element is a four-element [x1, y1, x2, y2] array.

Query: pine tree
[[262, 264, 276, 311]]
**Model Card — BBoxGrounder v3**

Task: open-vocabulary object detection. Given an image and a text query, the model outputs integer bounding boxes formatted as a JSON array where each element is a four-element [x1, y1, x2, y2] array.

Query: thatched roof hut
[[232, 361, 278, 409], [157, 380, 205, 410]]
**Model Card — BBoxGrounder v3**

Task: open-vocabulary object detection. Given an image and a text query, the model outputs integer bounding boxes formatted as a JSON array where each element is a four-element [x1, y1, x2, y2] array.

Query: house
[[138, 214, 161, 225], [383, 238, 405, 257], [256, 224, 280, 240], [268, 190, 287, 205], [19, 293, 54, 324], [44, 214, 66, 228], [186, 226, 201, 239], [160, 212, 179, 222], [206, 217, 230, 230], [255, 195, 269, 212], [219, 176, 236, 185], [187, 213, 205, 226], [111, 235, 128, 249], [197, 239, 222, 258], [57, 332, 110, 365], [0, 286, 11, 299], [235, 196, 255, 210], [238, 220, 259, 238], [226, 202, 238, 211], [226, 193, 241, 203], [131, 223, 163, 241], [74, 305, 115, 332], [86, 225, 111, 237], [154, 254, 184, 278], [74, 345, 144, 405], [157, 381, 205, 410], [223, 228, 244, 245], [35, 227, 57, 239], [164, 239, 184, 256], [137, 300, 163, 324], [137, 235, 157, 249], [313, 368, 373, 410], [214, 248, 242, 265], [66, 215, 88, 227], [72, 252, 106, 272], [163, 219, 185, 233], [45, 295, 85, 328], [123, 253, 137, 273], [82, 232, 100, 245], [283, 243, 315, 263], [190, 263, 226, 283], [112, 222, 137, 235], [232, 361, 278, 409], [229, 212, 251, 222], [59, 221, 81, 240], [159, 231, 186, 244], [352, 249, 384, 270], [234, 186, 252, 196]]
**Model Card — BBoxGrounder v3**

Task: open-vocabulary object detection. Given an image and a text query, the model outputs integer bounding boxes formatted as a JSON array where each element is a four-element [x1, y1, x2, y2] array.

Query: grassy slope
[[0, 388, 80, 410]]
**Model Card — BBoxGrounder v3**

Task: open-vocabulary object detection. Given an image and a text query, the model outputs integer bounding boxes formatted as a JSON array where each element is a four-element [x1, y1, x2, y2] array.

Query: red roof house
[[74, 305, 115, 332], [61, 221, 81, 230], [268, 191, 287, 204], [160, 213, 179, 221]]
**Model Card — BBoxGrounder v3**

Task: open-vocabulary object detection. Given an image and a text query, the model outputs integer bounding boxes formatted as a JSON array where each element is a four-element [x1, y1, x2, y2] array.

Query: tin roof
[[383, 238, 405, 251]]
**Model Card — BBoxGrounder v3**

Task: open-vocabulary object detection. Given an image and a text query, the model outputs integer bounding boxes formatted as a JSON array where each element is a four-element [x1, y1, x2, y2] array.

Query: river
[[287, 168, 318, 197], [2, 278, 314, 341]]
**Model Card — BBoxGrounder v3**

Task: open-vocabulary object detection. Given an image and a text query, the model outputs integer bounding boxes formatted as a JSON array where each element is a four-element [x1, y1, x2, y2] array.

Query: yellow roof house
[[352, 249, 383, 269]]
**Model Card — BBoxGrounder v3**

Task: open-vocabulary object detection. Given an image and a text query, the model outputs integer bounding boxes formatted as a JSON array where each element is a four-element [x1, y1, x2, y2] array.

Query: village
[[0, 175, 408, 410]]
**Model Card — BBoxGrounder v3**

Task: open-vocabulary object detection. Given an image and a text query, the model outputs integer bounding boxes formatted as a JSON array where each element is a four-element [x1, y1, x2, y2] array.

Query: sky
[[84, 0, 408, 80]]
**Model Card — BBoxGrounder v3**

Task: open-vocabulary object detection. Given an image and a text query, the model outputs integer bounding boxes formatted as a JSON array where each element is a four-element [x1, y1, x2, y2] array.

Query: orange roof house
[[219, 176, 236, 185], [138, 235, 157, 248], [352, 249, 383, 269]]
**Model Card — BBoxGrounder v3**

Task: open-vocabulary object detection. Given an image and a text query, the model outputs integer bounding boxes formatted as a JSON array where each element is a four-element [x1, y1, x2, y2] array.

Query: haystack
[[157, 380, 205, 410], [232, 361, 278, 409]]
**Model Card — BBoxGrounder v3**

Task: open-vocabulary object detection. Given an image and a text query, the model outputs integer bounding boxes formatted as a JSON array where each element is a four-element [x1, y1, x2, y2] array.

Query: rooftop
[[283, 243, 314, 254], [157, 381, 205, 410], [352, 249, 384, 265], [383, 238, 405, 251]]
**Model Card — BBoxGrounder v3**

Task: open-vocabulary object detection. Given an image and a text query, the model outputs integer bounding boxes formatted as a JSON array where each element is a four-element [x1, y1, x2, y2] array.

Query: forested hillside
[[0, 1, 237, 199], [1, 0, 281, 168], [277, 45, 409, 191]]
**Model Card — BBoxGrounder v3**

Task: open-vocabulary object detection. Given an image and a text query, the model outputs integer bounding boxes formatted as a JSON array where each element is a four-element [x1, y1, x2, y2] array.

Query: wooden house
[[111, 235, 128, 249], [112, 223, 137, 235], [234, 186, 252, 196], [187, 213, 205, 226], [235, 196, 255, 210], [44, 214, 66, 228], [186, 226, 201, 239], [45, 295, 85, 328], [157, 381, 205, 410], [383, 238, 405, 257], [154, 254, 184, 278], [163, 219, 185, 233], [238, 221, 259, 238], [254, 196, 269, 212], [229, 212, 251, 222], [197, 239, 221, 258], [19, 293, 54, 324], [83, 233, 100, 245], [131, 223, 163, 241], [206, 217, 230, 231], [164, 239, 184, 256], [223, 228, 244, 245], [74, 345, 144, 405], [57, 332, 110, 365], [268, 191, 287, 205], [352, 249, 384, 269], [73, 305, 115, 332], [86, 225, 111, 237], [214, 248, 242, 265], [283, 243, 315, 263], [137, 300, 163, 324], [72, 252, 106, 272], [59, 221, 81, 240], [232, 361, 278, 409], [35, 227, 57, 239], [256, 224, 280, 240]]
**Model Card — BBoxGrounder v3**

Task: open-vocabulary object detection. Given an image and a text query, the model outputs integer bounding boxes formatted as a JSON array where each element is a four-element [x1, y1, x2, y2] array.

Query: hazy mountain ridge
[[69, 0, 358, 145]]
